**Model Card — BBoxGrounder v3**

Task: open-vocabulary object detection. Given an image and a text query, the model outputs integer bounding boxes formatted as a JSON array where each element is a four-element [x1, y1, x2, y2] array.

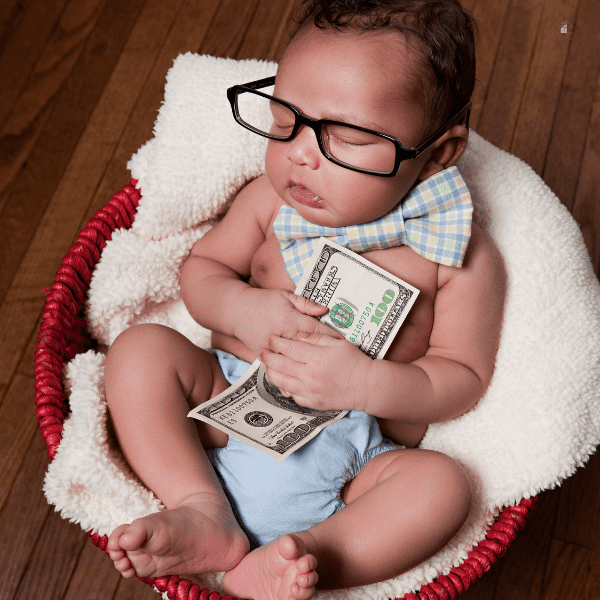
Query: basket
[[34, 179, 536, 600]]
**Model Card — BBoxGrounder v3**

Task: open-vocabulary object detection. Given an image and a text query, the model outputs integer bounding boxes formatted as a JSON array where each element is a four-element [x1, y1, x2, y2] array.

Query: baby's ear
[[417, 125, 469, 181]]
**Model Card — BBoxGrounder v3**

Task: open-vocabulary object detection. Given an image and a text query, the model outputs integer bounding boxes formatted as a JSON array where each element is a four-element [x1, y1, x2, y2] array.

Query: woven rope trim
[[35, 180, 141, 460], [34, 180, 537, 600]]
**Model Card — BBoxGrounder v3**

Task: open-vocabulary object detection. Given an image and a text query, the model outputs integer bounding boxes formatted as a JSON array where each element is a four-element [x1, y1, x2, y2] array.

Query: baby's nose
[[286, 125, 320, 170]]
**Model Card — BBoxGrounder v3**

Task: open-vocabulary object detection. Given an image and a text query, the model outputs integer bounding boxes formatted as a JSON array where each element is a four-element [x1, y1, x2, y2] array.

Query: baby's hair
[[292, 0, 477, 138]]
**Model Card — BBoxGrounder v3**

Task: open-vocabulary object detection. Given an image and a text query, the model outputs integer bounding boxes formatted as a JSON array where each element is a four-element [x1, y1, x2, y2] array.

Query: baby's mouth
[[289, 184, 323, 208]]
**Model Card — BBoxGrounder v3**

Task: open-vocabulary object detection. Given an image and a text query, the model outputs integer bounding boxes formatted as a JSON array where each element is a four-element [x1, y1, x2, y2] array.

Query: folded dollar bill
[[188, 238, 419, 461]]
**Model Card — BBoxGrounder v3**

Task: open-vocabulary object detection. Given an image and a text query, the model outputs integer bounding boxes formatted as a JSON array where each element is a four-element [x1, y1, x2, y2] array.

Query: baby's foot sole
[[106, 495, 249, 578], [223, 533, 318, 600]]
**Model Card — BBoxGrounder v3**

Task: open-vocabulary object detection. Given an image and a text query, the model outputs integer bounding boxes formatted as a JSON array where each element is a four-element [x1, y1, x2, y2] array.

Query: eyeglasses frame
[[227, 76, 472, 177]]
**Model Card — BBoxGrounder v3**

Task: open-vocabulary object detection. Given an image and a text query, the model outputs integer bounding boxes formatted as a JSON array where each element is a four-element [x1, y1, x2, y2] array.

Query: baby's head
[[292, 0, 476, 140], [230, 0, 477, 227]]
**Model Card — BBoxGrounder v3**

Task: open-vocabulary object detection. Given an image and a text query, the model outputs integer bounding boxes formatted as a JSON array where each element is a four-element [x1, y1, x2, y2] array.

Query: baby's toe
[[119, 519, 149, 551], [278, 534, 303, 561], [291, 582, 316, 600], [298, 571, 319, 588], [108, 548, 126, 561], [296, 553, 317, 573], [107, 524, 129, 551], [114, 555, 134, 576]]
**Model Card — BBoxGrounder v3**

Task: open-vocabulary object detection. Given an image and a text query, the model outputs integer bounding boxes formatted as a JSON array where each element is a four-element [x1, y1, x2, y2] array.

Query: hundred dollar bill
[[188, 237, 419, 461], [296, 238, 419, 359]]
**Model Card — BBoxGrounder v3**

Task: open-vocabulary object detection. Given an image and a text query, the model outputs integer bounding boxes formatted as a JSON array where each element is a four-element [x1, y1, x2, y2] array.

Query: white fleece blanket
[[44, 54, 600, 600]]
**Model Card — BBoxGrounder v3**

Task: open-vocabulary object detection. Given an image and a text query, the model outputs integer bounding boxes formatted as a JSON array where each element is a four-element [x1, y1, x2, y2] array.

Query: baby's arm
[[260, 224, 506, 424], [363, 225, 506, 423], [181, 176, 337, 360]]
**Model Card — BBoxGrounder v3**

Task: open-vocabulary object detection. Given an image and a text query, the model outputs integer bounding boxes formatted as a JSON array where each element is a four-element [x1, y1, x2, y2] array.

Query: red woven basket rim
[[34, 180, 536, 600]]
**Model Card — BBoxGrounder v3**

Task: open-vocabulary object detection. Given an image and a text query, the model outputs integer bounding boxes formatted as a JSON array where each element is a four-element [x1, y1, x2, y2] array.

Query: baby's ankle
[[174, 491, 250, 569]]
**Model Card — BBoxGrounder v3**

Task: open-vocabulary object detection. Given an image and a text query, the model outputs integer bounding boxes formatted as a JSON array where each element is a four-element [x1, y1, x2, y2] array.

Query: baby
[[106, 1, 506, 598]]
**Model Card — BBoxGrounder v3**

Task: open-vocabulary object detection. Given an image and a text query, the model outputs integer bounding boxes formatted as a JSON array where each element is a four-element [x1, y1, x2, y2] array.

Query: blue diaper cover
[[207, 351, 403, 548]]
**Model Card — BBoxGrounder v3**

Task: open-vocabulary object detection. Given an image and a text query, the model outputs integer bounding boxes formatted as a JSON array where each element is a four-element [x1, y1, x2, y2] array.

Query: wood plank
[[236, 0, 297, 62], [0, 434, 52, 600], [0, 0, 70, 131], [585, 548, 600, 600], [492, 490, 559, 600], [0, 0, 107, 207], [77, 0, 225, 228], [265, 0, 299, 62], [476, 0, 545, 152], [0, 0, 146, 310], [457, 562, 500, 600], [113, 576, 163, 600], [62, 539, 122, 600], [570, 66, 600, 275], [466, 0, 512, 132], [510, 0, 579, 175], [201, 0, 261, 58], [12, 509, 87, 600], [15, 314, 40, 378], [0, 374, 37, 512], [554, 452, 600, 549], [0, 0, 157, 399], [0, 0, 34, 54], [543, 0, 600, 211], [540, 539, 591, 600]]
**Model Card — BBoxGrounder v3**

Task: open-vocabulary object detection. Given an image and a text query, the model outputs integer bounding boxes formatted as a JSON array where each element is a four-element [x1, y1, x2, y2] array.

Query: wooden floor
[[0, 0, 599, 598]]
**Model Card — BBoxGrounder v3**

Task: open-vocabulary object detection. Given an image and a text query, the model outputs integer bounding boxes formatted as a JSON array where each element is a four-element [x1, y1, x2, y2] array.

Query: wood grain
[[476, 0, 545, 152], [543, 0, 600, 212]]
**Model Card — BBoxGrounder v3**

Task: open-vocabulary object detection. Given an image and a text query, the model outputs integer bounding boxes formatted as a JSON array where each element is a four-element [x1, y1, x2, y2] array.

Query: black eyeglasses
[[227, 76, 471, 177]]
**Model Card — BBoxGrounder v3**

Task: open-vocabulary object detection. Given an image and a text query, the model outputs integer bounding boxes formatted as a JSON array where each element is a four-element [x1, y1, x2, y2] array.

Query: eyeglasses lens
[[236, 90, 397, 174]]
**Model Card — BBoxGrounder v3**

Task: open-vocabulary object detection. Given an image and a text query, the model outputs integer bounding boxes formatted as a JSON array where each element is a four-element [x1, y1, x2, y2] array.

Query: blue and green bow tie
[[273, 166, 473, 283]]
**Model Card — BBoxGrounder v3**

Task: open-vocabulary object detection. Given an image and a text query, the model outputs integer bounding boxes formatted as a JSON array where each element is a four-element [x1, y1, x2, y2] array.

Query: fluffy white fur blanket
[[44, 54, 600, 600]]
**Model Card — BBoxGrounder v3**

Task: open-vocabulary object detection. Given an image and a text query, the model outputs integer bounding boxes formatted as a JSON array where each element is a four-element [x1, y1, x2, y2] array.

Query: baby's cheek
[[264, 141, 287, 193]]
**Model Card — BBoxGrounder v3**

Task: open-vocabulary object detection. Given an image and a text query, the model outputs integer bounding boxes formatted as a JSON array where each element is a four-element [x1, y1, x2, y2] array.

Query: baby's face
[[265, 25, 433, 227]]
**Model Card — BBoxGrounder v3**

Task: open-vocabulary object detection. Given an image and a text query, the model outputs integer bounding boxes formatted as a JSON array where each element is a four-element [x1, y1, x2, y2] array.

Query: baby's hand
[[259, 332, 371, 412], [233, 289, 342, 355]]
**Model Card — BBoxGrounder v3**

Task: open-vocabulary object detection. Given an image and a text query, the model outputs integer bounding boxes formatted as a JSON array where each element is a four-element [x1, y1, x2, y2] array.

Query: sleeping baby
[[105, 1, 506, 598]]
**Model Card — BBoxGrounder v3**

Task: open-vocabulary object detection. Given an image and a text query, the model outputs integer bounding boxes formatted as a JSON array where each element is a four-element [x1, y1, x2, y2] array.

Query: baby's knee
[[107, 323, 188, 366], [423, 451, 472, 525], [109, 322, 174, 352], [105, 324, 192, 384]]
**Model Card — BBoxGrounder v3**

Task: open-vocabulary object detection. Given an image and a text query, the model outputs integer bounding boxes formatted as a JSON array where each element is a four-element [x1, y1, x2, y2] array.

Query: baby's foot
[[222, 534, 318, 600], [107, 492, 249, 578]]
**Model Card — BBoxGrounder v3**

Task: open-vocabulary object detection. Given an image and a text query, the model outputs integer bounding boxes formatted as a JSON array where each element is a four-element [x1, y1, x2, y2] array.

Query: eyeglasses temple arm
[[238, 76, 276, 91], [413, 102, 472, 157]]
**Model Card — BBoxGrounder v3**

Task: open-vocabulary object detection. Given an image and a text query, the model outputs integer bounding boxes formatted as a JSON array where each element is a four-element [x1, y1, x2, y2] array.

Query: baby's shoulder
[[440, 222, 505, 288], [465, 223, 504, 270]]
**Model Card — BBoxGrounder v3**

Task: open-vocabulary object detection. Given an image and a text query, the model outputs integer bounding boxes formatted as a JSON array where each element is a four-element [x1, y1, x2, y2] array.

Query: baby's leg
[[104, 324, 249, 578], [223, 449, 470, 596]]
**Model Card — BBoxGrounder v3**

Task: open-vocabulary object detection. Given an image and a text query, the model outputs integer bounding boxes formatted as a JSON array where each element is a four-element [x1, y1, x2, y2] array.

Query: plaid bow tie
[[273, 166, 473, 283]]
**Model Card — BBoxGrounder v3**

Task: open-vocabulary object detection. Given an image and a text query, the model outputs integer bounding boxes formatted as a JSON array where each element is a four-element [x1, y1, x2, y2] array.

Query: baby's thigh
[[105, 323, 230, 447], [343, 448, 472, 513], [105, 323, 228, 405]]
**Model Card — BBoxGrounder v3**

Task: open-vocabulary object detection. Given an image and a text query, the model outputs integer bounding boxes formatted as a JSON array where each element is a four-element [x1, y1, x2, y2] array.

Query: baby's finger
[[264, 335, 314, 363], [296, 331, 343, 346], [262, 362, 303, 398], [284, 291, 328, 317], [298, 313, 343, 339]]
